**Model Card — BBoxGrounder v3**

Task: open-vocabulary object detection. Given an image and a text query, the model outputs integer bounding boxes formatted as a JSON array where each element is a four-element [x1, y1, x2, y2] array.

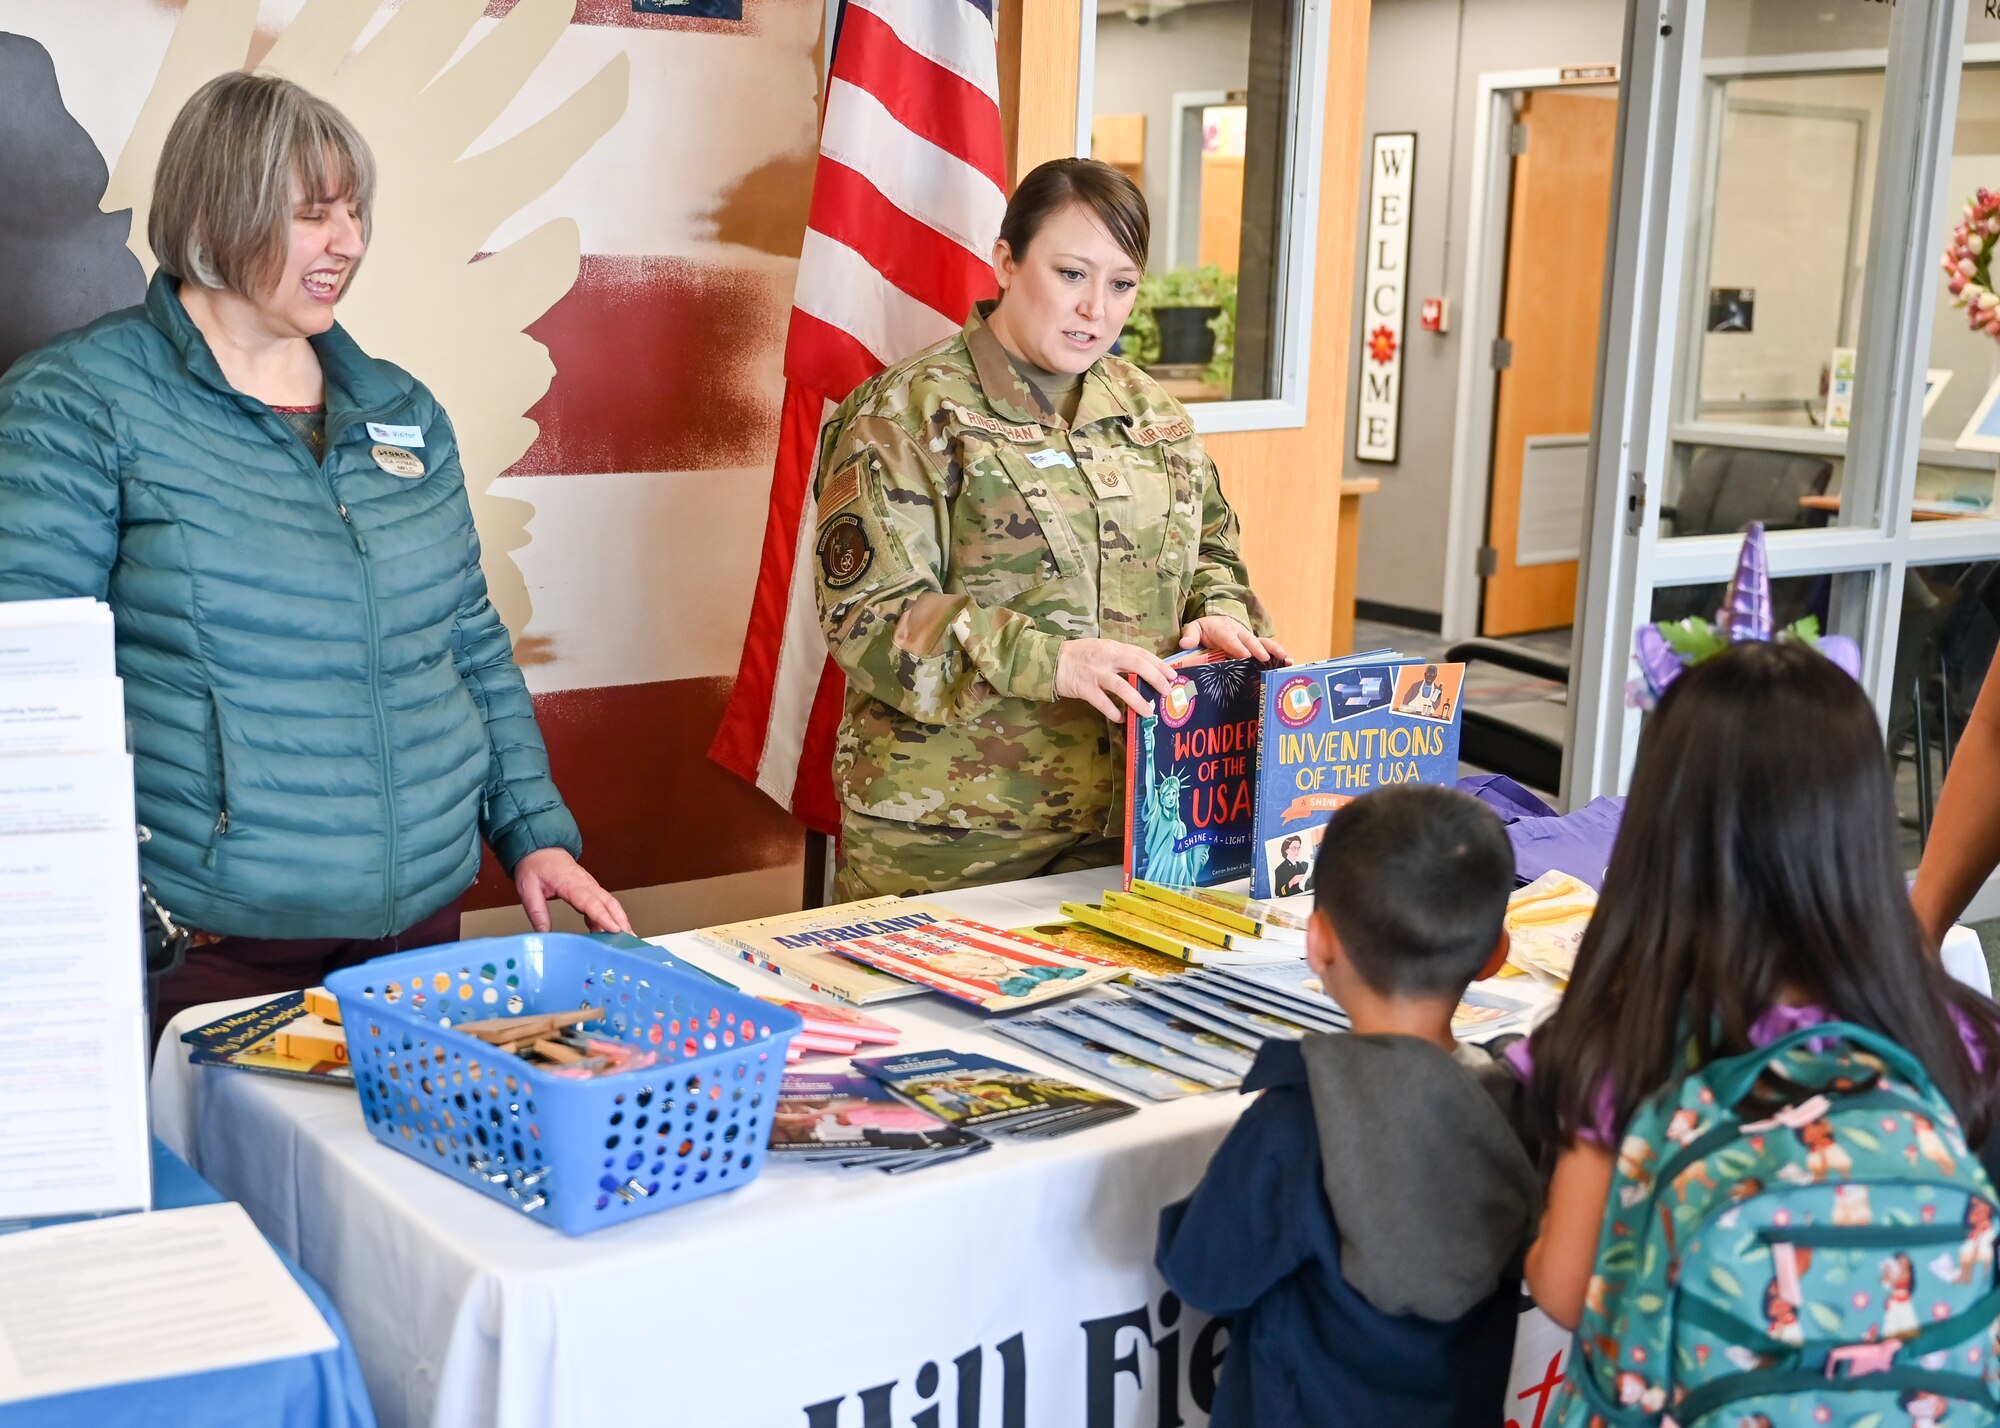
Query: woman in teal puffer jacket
[[0, 73, 629, 1029]]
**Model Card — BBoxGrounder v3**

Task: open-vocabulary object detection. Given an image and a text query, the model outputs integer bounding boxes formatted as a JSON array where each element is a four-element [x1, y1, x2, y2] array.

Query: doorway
[[1442, 74, 1621, 644]]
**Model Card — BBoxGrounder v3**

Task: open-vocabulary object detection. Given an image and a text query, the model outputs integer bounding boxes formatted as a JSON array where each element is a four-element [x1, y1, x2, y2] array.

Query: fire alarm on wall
[[1420, 297, 1449, 334]]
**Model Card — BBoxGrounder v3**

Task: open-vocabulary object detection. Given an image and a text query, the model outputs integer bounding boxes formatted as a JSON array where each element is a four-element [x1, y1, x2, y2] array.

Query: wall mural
[[1, 0, 822, 914], [0, 34, 145, 370], [104, 0, 630, 643]]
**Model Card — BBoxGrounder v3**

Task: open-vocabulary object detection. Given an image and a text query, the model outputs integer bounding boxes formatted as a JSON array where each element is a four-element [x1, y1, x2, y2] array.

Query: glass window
[[1907, 28, 2000, 527], [1892, 560, 1999, 865], [1087, 0, 1306, 406]]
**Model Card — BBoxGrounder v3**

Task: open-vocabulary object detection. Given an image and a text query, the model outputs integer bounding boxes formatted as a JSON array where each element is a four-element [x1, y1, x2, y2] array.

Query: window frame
[[1073, 0, 1335, 434]]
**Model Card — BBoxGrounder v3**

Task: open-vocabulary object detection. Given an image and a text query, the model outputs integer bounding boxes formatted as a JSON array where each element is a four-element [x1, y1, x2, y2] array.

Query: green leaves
[[1808, 1301, 1846, 1333], [1657, 618, 1726, 662], [1709, 1265, 1744, 1299]]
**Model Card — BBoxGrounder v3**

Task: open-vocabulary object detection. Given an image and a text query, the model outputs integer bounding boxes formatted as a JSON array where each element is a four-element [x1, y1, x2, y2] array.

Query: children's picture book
[[1202, 962, 1350, 1031], [695, 898, 935, 1006], [181, 991, 352, 1083], [1252, 651, 1466, 897], [1132, 881, 1309, 943], [1036, 1005, 1239, 1089], [823, 915, 1122, 1012], [1011, 920, 1193, 978], [1131, 976, 1315, 1043], [1451, 986, 1537, 1040], [1059, 899, 1299, 969], [854, 1049, 1136, 1138], [759, 997, 902, 1046], [770, 1073, 978, 1159], [1124, 649, 1264, 890], [991, 1018, 1216, 1103], [1072, 997, 1259, 1078]]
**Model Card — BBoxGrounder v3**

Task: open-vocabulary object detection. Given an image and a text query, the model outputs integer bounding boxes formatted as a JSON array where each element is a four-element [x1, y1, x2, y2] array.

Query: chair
[[1445, 638, 1570, 798], [1660, 446, 1834, 537]]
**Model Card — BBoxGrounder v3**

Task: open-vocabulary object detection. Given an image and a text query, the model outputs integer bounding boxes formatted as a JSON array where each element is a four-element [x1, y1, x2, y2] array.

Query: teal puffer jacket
[[0, 271, 581, 939]]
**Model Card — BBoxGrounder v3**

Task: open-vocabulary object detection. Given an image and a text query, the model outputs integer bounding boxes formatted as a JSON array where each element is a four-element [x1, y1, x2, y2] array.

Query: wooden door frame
[[1441, 68, 1617, 642]]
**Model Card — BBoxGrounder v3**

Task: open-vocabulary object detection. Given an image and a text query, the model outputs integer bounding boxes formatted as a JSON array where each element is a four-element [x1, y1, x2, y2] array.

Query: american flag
[[709, 0, 1007, 833]]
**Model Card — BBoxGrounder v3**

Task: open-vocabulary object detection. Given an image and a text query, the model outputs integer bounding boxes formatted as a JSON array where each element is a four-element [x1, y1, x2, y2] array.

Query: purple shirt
[[1506, 1002, 1988, 1145]]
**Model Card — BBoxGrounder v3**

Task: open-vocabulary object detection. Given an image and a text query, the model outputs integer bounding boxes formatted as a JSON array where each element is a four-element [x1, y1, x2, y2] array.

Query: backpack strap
[[1705, 1019, 1931, 1107]]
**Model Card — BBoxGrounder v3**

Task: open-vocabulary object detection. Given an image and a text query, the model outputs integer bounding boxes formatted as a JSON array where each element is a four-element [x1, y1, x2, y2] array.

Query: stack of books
[[1054, 880, 1304, 969], [183, 988, 352, 1082], [854, 1050, 1137, 1141], [769, 1072, 988, 1174], [761, 997, 902, 1063]]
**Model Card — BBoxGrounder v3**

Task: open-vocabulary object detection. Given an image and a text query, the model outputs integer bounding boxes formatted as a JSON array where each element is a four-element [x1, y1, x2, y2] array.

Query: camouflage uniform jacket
[[812, 305, 1270, 834]]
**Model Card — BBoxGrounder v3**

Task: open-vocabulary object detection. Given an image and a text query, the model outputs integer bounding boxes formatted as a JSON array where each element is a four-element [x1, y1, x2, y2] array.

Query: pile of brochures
[[0, 598, 151, 1223]]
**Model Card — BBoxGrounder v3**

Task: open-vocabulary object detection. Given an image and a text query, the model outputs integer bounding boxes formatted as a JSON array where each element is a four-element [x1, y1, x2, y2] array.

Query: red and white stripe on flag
[[709, 0, 1006, 834]]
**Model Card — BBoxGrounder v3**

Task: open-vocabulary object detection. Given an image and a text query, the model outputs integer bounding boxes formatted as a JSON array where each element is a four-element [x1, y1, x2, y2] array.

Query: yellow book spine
[[272, 1027, 348, 1064], [1129, 881, 1263, 937], [1059, 901, 1207, 963], [1102, 891, 1238, 947], [303, 987, 342, 1025]]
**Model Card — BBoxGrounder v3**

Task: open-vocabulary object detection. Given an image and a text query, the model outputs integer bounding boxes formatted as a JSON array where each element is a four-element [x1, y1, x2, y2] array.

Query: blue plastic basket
[[326, 933, 801, 1235]]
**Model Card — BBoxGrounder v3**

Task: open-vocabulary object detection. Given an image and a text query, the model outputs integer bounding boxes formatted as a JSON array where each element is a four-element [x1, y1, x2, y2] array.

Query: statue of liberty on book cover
[[1123, 649, 1264, 890]]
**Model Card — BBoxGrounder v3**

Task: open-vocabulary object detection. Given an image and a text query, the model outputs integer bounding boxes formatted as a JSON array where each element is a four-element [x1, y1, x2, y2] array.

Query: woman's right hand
[[1055, 638, 1181, 721]]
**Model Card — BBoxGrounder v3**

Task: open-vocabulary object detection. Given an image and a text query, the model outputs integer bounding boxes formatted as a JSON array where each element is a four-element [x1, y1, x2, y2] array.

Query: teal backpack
[[1558, 1022, 2000, 1427]]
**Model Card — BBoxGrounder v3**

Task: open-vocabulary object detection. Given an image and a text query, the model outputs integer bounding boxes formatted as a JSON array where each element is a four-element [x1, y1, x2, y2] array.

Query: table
[[2, 1140, 377, 1428], [1334, 477, 1380, 656], [1798, 493, 1982, 521], [153, 866, 1558, 1428]]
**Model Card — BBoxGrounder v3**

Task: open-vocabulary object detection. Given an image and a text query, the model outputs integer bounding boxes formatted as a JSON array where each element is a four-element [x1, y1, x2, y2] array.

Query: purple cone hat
[[1626, 522, 1862, 708], [1716, 521, 1773, 643]]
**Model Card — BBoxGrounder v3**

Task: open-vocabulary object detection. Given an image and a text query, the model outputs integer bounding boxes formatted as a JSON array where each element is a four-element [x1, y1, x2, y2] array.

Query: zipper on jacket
[[205, 690, 230, 868], [270, 410, 400, 937]]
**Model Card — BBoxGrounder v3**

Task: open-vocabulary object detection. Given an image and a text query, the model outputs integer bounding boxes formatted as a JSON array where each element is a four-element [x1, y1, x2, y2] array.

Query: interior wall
[[1091, 1, 1253, 269], [1, 0, 816, 936], [1342, 0, 1626, 622]]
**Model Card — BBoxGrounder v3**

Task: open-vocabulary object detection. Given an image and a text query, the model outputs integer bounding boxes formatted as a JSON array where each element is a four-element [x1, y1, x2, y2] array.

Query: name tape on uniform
[[1026, 449, 1076, 470], [365, 423, 424, 448], [371, 445, 425, 478], [949, 404, 1041, 444], [1127, 419, 1194, 447]]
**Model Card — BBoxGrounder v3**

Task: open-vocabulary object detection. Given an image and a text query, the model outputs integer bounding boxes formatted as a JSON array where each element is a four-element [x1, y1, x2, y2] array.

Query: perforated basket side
[[329, 934, 800, 1234]]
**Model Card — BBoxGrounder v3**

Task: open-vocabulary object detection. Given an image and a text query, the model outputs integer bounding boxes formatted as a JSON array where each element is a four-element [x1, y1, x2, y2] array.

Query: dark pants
[[153, 899, 465, 1038]]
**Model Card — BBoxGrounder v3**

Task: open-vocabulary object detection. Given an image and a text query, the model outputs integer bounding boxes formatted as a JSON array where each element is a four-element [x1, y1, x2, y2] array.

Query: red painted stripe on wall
[[467, 676, 805, 908], [506, 254, 785, 477]]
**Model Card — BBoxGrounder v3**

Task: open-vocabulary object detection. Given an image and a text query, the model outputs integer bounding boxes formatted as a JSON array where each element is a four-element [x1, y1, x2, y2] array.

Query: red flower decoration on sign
[[1367, 325, 1398, 365]]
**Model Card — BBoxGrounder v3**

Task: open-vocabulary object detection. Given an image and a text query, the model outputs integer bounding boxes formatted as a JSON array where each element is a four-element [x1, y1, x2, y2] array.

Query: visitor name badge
[[365, 423, 424, 448], [1026, 449, 1076, 469], [371, 445, 425, 479]]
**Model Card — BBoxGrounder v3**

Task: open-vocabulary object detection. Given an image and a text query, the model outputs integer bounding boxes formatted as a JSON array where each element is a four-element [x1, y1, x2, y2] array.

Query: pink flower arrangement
[[1942, 188, 2000, 338]]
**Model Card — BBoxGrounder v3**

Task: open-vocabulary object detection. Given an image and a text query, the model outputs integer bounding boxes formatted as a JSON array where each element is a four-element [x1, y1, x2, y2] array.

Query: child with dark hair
[[1156, 784, 1539, 1427]]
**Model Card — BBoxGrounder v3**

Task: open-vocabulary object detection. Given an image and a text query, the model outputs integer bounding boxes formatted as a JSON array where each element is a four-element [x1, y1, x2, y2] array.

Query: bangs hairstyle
[[150, 72, 376, 298], [1525, 641, 2000, 1150], [999, 158, 1149, 271]]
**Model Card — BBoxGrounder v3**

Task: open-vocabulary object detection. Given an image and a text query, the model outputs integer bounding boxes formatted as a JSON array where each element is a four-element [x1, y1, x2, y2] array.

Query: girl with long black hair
[[1520, 639, 2000, 1326]]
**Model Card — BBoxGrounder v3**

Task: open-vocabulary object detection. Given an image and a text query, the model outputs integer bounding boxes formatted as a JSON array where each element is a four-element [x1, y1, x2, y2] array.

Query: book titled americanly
[[695, 898, 933, 1006]]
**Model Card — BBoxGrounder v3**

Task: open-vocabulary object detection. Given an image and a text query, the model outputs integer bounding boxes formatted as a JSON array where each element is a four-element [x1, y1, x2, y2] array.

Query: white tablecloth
[[151, 868, 1336, 1428]]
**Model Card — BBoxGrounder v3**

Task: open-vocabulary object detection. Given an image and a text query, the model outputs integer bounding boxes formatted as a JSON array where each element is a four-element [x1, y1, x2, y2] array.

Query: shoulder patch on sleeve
[[816, 511, 875, 589], [1128, 417, 1196, 447], [947, 402, 1041, 444], [818, 461, 862, 520]]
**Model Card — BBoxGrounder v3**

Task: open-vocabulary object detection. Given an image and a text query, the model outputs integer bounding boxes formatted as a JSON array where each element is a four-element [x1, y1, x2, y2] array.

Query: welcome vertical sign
[[1356, 133, 1415, 464]]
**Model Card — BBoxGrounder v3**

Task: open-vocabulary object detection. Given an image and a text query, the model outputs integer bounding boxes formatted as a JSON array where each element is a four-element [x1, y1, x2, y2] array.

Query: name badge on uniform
[[1026, 449, 1076, 469], [366, 423, 424, 448], [371, 444, 425, 478]]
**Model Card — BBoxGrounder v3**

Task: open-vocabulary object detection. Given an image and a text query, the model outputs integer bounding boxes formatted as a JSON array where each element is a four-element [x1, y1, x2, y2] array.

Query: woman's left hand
[[1179, 615, 1289, 666], [513, 848, 632, 934]]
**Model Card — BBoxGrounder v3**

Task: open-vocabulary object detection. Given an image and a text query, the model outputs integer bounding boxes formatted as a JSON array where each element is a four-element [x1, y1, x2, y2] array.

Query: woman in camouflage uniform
[[813, 159, 1283, 899]]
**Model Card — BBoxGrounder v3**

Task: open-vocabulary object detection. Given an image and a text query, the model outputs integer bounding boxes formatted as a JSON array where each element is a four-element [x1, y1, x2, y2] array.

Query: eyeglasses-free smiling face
[[986, 201, 1143, 376], [262, 177, 366, 339]]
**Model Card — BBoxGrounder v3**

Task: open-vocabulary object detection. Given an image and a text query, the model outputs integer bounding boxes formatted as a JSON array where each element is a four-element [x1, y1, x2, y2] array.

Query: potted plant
[[1122, 265, 1237, 389]]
